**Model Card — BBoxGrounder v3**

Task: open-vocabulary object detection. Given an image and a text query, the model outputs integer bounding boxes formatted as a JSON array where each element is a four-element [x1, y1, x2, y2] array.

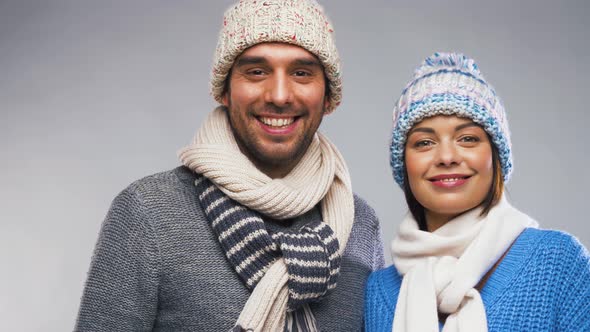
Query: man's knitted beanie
[[210, 0, 342, 112], [390, 52, 512, 186]]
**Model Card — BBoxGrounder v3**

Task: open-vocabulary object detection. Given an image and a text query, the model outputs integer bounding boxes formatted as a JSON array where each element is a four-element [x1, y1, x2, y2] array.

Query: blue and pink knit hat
[[390, 52, 513, 187]]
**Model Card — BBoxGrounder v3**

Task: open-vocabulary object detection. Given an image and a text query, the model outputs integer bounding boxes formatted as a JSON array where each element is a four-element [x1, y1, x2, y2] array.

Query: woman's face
[[405, 115, 493, 222]]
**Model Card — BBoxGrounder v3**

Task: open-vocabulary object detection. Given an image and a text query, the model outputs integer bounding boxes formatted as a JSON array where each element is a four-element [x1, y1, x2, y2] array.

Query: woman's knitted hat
[[390, 52, 512, 186], [210, 0, 342, 112]]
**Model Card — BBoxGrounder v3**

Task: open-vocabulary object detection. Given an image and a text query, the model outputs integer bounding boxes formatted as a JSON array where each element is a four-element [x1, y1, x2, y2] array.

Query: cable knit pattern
[[365, 228, 590, 332], [75, 167, 384, 332]]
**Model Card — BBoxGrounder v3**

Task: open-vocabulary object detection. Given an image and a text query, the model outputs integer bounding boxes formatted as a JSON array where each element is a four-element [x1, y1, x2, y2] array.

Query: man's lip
[[428, 173, 472, 181], [254, 114, 301, 119], [255, 115, 299, 135]]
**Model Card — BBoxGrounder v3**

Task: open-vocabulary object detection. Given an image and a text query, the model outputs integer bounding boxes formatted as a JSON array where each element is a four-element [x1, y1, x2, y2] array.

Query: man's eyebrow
[[235, 56, 267, 67], [293, 58, 322, 67]]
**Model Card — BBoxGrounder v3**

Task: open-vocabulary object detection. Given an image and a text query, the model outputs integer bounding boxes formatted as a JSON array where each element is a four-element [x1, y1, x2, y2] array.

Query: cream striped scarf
[[178, 106, 354, 331]]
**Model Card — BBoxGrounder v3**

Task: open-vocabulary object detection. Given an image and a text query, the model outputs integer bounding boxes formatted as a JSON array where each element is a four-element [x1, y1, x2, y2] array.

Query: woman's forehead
[[414, 114, 473, 126]]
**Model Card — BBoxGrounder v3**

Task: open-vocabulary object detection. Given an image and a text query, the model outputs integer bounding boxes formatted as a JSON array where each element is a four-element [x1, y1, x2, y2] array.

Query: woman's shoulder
[[510, 228, 590, 330], [368, 265, 401, 284], [519, 228, 588, 255], [515, 227, 589, 275], [366, 265, 403, 305], [365, 265, 402, 329]]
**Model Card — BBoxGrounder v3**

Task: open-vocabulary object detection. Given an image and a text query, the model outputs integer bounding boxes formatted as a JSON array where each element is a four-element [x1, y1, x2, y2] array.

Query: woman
[[365, 52, 590, 331]]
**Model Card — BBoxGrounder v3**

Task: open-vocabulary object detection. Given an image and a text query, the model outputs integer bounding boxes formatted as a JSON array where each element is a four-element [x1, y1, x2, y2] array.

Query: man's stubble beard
[[226, 102, 323, 173]]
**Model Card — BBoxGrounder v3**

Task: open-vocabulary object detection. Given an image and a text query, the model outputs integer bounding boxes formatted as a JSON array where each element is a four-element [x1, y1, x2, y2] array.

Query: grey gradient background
[[1, 1, 589, 331]]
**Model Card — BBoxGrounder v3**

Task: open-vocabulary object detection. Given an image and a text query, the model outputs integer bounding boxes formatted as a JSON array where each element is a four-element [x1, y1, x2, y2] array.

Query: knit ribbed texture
[[75, 167, 385, 331], [211, 0, 342, 112], [365, 228, 590, 332], [390, 52, 512, 186], [177, 106, 354, 331]]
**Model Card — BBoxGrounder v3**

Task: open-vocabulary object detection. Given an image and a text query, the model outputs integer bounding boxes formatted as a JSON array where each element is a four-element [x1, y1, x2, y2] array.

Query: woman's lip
[[429, 174, 470, 181], [430, 177, 469, 188], [428, 174, 472, 188]]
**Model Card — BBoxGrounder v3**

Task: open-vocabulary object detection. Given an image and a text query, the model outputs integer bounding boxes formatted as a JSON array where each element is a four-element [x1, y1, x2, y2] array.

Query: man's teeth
[[259, 117, 295, 127]]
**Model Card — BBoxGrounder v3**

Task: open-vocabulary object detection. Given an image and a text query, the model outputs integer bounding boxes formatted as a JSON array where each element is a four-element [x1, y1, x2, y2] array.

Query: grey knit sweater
[[75, 166, 384, 331]]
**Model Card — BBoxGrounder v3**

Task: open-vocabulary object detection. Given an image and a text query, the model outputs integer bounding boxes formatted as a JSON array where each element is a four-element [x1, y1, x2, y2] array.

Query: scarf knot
[[274, 220, 341, 311], [196, 174, 341, 312]]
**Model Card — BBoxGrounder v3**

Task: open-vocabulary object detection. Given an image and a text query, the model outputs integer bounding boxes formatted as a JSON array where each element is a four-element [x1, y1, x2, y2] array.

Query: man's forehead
[[235, 42, 321, 66]]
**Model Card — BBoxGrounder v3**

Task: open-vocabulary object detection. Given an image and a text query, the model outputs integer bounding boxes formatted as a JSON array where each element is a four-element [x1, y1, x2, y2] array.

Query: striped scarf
[[178, 107, 354, 332], [195, 175, 340, 323]]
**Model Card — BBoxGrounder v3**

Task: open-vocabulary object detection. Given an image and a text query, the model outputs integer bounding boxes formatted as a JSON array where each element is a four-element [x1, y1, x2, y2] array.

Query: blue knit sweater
[[365, 228, 590, 331]]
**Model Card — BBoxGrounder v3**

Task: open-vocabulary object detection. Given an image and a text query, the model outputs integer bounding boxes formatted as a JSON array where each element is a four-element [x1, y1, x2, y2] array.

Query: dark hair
[[403, 134, 504, 231]]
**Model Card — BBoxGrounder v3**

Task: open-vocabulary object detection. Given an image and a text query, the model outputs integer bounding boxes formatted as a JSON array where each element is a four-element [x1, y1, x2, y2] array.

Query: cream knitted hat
[[210, 0, 342, 112]]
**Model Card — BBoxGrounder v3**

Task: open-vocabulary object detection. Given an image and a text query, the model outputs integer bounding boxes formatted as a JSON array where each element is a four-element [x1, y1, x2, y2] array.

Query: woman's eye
[[414, 140, 433, 148], [460, 136, 480, 143]]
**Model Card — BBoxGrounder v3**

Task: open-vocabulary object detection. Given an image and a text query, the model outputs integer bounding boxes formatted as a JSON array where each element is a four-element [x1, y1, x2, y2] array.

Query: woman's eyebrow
[[455, 122, 479, 131], [408, 127, 434, 135]]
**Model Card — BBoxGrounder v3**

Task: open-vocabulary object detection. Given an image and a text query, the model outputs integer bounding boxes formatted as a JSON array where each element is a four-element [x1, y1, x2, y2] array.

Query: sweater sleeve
[[75, 187, 160, 332], [557, 234, 590, 332]]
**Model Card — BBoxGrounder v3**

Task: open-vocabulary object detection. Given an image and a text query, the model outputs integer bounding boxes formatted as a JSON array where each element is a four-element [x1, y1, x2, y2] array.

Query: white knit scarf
[[391, 196, 538, 332], [178, 106, 355, 332]]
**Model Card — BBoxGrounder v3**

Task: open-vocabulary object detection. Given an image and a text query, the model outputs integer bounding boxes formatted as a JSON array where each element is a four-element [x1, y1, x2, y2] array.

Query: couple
[[75, 0, 590, 331]]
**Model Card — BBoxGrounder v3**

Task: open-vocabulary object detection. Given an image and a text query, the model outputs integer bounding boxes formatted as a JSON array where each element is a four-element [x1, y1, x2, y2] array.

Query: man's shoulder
[[122, 166, 197, 197], [105, 166, 207, 231], [109, 166, 200, 215], [352, 193, 379, 228]]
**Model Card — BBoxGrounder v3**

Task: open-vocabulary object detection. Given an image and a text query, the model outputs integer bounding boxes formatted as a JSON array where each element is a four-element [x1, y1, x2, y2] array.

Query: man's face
[[222, 42, 329, 178]]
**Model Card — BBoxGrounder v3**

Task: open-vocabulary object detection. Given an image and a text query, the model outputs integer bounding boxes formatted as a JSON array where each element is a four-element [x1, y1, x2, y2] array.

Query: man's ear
[[222, 92, 229, 107], [323, 97, 332, 115], [221, 73, 231, 107]]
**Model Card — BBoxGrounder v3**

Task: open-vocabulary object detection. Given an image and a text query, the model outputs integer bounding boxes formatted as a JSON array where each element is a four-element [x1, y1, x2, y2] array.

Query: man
[[75, 0, 384, 331]]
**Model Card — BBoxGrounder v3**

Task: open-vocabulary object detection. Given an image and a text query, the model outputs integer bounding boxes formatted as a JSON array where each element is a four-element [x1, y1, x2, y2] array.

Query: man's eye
[[246, 69, 265, 76], [294, 70, 311, 77]]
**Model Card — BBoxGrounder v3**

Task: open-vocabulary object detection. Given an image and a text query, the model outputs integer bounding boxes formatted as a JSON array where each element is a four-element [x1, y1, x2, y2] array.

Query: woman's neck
[[424, 210, 458, 232]]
